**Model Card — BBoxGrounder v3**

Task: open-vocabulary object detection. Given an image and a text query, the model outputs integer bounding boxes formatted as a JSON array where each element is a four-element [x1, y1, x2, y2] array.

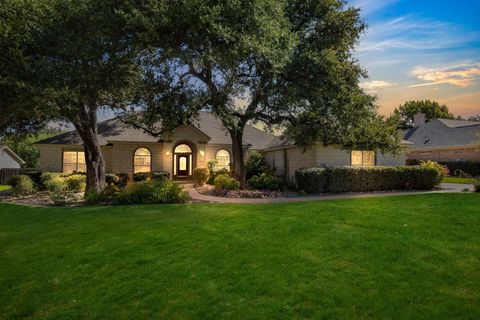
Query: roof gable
[[0, 145, 26, 165]]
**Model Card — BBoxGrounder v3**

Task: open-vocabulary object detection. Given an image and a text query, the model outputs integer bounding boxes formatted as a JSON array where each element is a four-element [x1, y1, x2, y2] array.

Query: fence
[[0, 168, 38, 184]]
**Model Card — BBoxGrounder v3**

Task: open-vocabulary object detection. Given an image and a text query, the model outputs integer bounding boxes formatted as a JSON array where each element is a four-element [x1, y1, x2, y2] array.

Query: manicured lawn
[[0, 185, 11, 191], [442, 176, 478, 184], [1, 194, 479, 319]]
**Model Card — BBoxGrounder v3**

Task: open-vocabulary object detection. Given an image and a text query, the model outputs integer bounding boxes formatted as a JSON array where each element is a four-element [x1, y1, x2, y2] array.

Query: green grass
[[442, 176, 478, 184], [0, 185, 11, 191], [1, 194, 479, 319]]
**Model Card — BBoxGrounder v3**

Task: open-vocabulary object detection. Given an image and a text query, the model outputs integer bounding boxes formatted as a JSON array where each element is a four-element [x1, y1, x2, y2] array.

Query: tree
[[393, 100, 455, 128], [1, 0, 142, 192], [467, 115, 480, 122], [125, 0, 398, 187]]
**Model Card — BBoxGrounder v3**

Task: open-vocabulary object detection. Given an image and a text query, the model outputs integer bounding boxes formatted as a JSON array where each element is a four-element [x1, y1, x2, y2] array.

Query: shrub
[[105, 173, 119, 185], [115, 180, 188, 204], [214, 174, 240, 191], [193, 168, 210, 186], [295, 166, 440, 194], [41, 172, 61, 185], [22, 169, 43, 188], [245, 151, 269, 179], [295, 168, 329, 193], [64, 174, 86, 192], [116, 173, 130, 188], [207, 160, 229, 185], [419, 160, 448, 184], [43, 175, 67, 193], [8, 175, 35, 196], [133, 172, 152, 182], [152, 171, 170, 181], [85, 185, 119, 205], [247, 173, 282, 190], [474, 181, 480, 193], [439, 161, 480, 177]]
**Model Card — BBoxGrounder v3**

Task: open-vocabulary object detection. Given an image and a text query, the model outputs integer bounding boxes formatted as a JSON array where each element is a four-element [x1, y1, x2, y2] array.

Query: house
[[0, 145, 25, 169], [35, 112, 410, 180], [404, 114, 480, 162]]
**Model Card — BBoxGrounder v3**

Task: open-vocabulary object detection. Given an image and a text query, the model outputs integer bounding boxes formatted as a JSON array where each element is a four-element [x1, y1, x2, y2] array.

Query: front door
[[177, 155, 189, 177]]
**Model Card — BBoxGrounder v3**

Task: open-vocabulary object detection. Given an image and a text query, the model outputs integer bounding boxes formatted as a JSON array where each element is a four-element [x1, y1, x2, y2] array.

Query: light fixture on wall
[[166, 151, 171, 156], [199, 150, 205, 156]]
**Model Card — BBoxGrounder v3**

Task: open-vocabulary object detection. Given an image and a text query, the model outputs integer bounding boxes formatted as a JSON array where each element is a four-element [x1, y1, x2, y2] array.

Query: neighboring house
[[0, 145, 25, 169], [35, 111, 409, 180], [404, 114, 480, 162]]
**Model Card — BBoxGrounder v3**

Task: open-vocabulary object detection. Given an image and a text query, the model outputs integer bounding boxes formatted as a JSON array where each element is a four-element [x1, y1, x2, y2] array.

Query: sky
[[351, 0, 480, 117]]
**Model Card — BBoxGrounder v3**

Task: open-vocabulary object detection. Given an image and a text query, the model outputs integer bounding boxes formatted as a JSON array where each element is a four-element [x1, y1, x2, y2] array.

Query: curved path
[[185, 183, 474, 204]]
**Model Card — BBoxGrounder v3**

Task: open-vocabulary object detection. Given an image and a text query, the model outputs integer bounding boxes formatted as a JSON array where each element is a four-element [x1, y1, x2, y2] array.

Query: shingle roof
[[0, 145, 26, 164], [404, 118, 480, 148], [35, 112, 278, 150]]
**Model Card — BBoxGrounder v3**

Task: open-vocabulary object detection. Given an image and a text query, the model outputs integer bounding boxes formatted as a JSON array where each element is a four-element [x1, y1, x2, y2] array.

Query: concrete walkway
[[185, 183, 474, 204]]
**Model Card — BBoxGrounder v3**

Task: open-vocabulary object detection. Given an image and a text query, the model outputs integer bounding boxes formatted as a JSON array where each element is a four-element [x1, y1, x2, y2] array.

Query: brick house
[[404, 114, 480, 162], [35, 111, 410, 180]]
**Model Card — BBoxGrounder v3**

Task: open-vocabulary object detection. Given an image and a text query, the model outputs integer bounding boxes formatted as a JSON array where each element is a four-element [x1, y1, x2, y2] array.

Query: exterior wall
[[376, 152, 408, 166], [408, 146, 480, 162], [111, 142, 163, 175], [205, 144, 233, 167], [0, 151, 21, 169], [37, 144, 74, 172], [285, 146, 316, 181], [315, 145, 351, 167], [263, 149, 285, 175]]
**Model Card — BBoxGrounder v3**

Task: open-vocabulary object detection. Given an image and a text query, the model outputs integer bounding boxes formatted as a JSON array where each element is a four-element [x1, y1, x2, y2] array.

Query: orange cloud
[[409, 65, 480, 87]]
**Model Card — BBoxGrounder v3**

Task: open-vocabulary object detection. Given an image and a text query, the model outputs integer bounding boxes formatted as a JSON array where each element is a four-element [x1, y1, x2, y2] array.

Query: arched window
[[216, 149, 230, 171], [174, 144, 192, 153], [134, 148, 151, 173]]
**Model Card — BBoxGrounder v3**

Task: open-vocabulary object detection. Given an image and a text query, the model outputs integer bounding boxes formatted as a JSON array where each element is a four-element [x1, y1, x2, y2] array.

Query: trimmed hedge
[[214, 174, 240, 191], [296, 166, 440, 194], [439, 161, 480, 177], [8, 175, 35, 196], [247, 173, 282, 190], [193, 168, 209, 186]]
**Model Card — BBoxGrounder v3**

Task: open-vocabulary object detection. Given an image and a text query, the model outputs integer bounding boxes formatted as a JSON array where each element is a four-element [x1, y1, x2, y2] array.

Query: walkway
[[185, 183, 474, 204]]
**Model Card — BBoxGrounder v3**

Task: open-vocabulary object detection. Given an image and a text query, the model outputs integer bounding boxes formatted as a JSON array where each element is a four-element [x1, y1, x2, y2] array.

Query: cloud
[[360, 80, 398, 90], [357, 16, 480, 53], [409, 64, 480, 87]]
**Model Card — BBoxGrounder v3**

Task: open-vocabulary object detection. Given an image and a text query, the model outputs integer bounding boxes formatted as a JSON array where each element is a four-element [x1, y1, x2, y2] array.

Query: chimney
[[413, 113, 425, 127]]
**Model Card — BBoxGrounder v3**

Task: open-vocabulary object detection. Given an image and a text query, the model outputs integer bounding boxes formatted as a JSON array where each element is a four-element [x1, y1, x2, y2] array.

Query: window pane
[[135, 165, 151, 173], [216, 149, 230, 171], [134, 148, 151, 173], [363, 151, 375, 166], [135, 148, 150, 156], [179, 157, 187, 170], [351, 151, 363, 166], [174, 144, 192, 153], [63, 163, 77, 174], [63, 151, 77, 164], [77, 152, 86, 164], [77, 163, 86, 173]]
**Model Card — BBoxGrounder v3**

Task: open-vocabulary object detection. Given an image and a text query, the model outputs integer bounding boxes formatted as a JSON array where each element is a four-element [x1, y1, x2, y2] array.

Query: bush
[[207, 160, 230, 185], [64, 174, 86, 192], [439, 161, 480, 177], [474, 181, 480, 193], [22, 169, 43, 188], [295, 166, 440, 194], [152, 171, 170, 181], [419, 160, 447, 184], [115, 180, 188, 204], [295, 168, 329, 193], [214, 174, 240, 191], [193, 168, 209, 186], [41, 172, 61, 185], [247, 173, 282, 190], [245, 151, 268, 179], [116, 173, 130, 188], [43, 175, 67, 193], [8, 175, 35, 196], [85, 185, 119, 205], [105, 173, 119, 185], [133, 172, 151, 182]]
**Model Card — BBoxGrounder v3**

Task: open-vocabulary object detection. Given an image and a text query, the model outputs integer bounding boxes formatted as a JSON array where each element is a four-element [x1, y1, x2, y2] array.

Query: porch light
[[166, 151, 170, 156], [199, 150, 205, 156]]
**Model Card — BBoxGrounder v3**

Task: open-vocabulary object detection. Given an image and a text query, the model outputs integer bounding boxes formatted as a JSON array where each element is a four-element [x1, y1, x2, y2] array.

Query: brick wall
[[408, 147, 480, 162]]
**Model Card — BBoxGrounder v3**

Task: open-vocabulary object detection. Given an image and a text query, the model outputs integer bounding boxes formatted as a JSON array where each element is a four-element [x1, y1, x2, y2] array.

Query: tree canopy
[[393, 100, 455, 128]]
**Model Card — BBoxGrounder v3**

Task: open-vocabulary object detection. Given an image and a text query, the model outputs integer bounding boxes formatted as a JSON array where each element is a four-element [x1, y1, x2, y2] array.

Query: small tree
[[393, 100, 455, 128]]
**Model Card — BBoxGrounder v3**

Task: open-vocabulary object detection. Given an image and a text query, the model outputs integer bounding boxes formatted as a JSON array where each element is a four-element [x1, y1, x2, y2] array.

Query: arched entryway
[[173, 143, 194, 178]]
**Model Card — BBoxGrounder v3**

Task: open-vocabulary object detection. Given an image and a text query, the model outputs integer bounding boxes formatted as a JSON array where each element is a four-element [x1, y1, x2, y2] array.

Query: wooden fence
[[0, 168, 38, 184]]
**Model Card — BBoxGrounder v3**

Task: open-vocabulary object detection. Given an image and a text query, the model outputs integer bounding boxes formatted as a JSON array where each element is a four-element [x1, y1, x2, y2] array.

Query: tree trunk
[[230, 128, 246, 188], [72, 107, 106, 193]]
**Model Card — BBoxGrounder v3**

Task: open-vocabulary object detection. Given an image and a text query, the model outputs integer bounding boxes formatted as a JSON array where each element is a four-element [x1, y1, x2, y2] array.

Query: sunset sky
[[351, 0, 480, 117]]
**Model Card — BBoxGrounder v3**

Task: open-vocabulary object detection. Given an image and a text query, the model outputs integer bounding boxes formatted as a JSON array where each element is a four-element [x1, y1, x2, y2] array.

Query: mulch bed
[[0, 190, 85, 207], [196, 184, 300, 198]]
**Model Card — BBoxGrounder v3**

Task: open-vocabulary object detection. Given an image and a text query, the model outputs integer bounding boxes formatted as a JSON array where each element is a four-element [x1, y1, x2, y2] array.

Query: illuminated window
[[351, 150, 375, 167], [134, 148, 151, 173], [174, 144, 192, 153], [63, 151, 86, 173], [216, 149, 230, 171]]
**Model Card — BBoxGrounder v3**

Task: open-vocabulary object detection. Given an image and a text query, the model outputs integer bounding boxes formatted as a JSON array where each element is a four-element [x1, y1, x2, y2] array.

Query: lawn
[[0, 194, 479, 319], [0, 185, 11, 192], [442, 176, 478, 184]]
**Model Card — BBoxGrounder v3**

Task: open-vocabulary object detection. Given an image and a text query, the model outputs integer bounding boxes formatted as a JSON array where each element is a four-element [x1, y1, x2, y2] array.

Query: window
[[174, 144, 192, 153], [63, 151, 86, 173], [134, 148, 151, 173], [351, 150, 375, 167], [216, 149, 230, 171]]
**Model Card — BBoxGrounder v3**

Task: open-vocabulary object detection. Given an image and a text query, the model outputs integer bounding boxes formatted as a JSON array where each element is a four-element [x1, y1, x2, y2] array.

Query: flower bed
[[196, 184, 296, 198]]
